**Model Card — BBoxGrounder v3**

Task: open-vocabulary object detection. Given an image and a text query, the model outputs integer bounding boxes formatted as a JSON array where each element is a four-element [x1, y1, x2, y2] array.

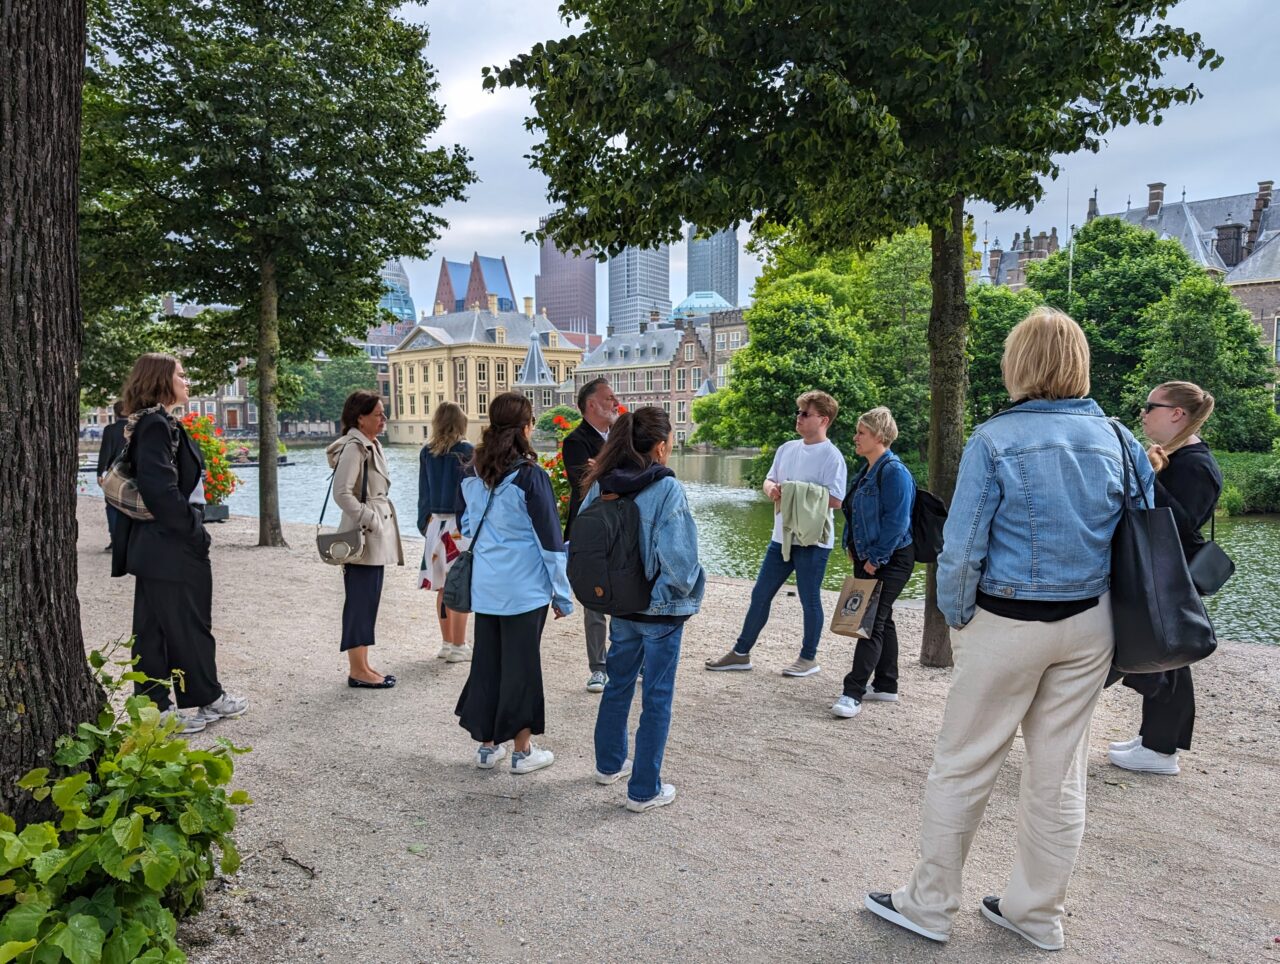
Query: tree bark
[[1, 0, 104, 824], [256, 253, 287, 547], [921, 194, 970, 668]]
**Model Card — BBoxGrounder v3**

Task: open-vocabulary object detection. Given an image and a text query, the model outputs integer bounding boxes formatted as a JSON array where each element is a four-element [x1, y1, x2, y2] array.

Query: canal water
[[205, 444, 1278, 644]]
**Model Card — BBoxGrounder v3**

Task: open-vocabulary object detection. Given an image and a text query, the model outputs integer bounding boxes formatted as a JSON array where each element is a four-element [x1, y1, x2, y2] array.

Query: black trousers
[[132, 564, 222, 711], [455, 606, 548, 745], [1124, 667, 1196, 754], [341, 564, 384, 651], [842, 545, 915, 700]]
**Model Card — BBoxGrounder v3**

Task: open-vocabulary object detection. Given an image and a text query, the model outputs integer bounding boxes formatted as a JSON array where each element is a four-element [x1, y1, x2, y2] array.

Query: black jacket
[[96, 418, 128, 476], [1155, 441, 1222, 561], [111, 410, 210, 582], [561, 419, 607, 539]]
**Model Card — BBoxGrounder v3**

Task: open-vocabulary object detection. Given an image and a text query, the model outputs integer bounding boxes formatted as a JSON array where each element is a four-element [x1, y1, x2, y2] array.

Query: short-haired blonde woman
[[417, 401, 474, 662], [865, 308, 1155, 952], [832, 407, 915, 719], [1110, 381, 1221, 776]]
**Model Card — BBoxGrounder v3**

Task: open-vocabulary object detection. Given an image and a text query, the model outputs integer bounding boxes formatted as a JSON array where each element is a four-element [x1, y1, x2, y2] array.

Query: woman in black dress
[[1109, 380, 1221, 776]]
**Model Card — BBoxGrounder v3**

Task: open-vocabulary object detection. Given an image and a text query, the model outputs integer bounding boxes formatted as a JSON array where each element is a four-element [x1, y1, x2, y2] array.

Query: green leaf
[[218, 837, 240, 875], [139, 847, 180, 892], [177, 809, 202, 835], [16, 770, 48, 791], [16, 825, 58, 858], [31, 847, 71, 883], [89, 650, 106, 669], [0, 815, 15, 834], [0, 941, 38, 964], [0, 893, 51, 942], [51, 772, 92, 810], [101, 921, 148, 964], [111, 815, 143, 853], [227, 790, 251, 806], [0, 882, 14, 897], [49, 914, 106, 964]]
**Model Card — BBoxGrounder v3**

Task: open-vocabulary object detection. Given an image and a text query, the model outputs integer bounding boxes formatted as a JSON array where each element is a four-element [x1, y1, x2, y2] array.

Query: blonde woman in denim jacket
[[865, 308, 1154, 953]]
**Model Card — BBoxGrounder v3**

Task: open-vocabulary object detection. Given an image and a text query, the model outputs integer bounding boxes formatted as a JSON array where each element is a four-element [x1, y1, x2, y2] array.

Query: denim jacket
[[581, 466, 706, 618], [842, 449, 915, 566], [937, 398, 1155, 628]]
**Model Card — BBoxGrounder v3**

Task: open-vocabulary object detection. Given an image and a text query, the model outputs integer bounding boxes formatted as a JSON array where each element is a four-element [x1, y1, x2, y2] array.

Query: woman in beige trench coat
[[326, 390, 404, 689]]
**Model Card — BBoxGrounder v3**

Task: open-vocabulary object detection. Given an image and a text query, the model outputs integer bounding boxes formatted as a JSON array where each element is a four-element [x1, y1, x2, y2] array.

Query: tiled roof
[[389, 309, 567, 353], [514, 330, 558, 387], [578, 326, 691, 371], [1226, 230, 1280, 284], [1101, 193, 1280, 274]]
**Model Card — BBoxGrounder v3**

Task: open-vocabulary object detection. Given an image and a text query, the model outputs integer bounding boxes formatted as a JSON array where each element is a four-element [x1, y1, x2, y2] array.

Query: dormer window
[[495, 327, 506, 345], [548, 331, 558, 348]]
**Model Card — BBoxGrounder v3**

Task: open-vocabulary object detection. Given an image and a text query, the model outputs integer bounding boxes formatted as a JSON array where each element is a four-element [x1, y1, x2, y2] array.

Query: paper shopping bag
[[830, 576, 883, 639]]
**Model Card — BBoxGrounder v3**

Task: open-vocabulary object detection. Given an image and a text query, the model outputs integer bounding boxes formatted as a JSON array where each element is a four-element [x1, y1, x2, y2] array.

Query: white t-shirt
[[766, 438, 847, 549]]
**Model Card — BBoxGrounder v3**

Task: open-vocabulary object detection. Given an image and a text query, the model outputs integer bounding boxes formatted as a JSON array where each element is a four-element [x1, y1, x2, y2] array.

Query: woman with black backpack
[[577, 406, 705, 812]]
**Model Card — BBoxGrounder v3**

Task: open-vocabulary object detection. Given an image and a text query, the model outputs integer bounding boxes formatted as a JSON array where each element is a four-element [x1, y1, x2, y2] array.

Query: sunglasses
[[1142, 402, 1178, 414], [796, 411, 817, 420]]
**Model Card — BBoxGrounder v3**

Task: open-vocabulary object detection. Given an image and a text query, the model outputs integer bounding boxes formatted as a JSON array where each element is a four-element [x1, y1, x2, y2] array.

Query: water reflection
[[216, 444, 1274, 644]]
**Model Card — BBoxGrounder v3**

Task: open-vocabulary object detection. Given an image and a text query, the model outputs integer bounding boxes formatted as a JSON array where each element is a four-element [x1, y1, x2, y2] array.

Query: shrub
[[0, 642, 251, 963], [1214, 451, 1280, 514]]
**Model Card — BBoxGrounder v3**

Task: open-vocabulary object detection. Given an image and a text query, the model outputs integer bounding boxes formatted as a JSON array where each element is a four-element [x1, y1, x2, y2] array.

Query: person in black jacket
[[561, 377, 619, 692], [96, 400, 128, 551], [111, 353, 247, 734], [1110, 381, 1221, 776]]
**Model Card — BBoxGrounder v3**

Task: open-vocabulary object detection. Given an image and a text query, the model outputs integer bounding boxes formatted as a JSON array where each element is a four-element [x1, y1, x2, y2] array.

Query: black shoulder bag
[[1108, 421, 1217, 673], [442, 460, 522, 613], [1187, 513, 1235, 597]]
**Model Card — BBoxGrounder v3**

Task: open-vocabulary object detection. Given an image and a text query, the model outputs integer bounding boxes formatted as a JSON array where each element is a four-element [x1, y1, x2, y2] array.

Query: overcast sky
[[397, 0, 1278, 329]]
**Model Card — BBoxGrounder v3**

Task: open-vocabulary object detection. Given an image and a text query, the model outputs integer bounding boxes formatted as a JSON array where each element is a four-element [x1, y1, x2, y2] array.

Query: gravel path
[[74, 499, 1279, 962]]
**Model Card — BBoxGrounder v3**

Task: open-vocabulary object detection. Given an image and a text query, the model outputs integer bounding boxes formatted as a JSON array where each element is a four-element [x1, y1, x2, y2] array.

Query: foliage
[[80, 298, 174, 407], [1134, 274, 1280, 452], [83, 0, 474, 542], [178, 414, 238, 505], [279, 357, 378, 424], [0, 641, 251, 964], [1214, 452, 1280, 515], [967, 284, 1044, 423], [1025, 217, 1201, 416], [535, 405, 580, 435], [690, 287, 872, 467]]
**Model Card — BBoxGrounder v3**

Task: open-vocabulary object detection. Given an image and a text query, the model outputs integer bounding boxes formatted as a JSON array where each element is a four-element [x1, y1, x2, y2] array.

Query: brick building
[[984, 227, 1060, 290]]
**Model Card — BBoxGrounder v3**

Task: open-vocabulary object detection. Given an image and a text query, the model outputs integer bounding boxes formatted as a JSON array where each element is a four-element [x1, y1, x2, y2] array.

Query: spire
[[514, 328, 556, 387]]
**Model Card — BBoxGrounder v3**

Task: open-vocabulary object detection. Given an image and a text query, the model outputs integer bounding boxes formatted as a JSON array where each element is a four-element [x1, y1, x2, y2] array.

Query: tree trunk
[[0, 0, 103, 824], [921, 194, 970, 668], [256, 254, 287, 547]]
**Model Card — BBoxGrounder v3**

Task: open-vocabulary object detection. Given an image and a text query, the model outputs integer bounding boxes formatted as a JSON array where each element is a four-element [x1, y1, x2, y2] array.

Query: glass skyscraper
[[535, 216, 597, 334], [379, 260, 417, 323], [608, 245, 671, 334], [686, 226, 738, 306]]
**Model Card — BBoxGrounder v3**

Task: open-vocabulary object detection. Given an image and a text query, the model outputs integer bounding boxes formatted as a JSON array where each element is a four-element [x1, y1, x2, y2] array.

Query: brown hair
[[1002, 307, 1091, 402], [581, 406, 672, 495], [340, 390, 383, 435], [1146, 380, 1216, 472], [797, 390, 839, 423], [429, 401, 468, 456], [473, 392, 536, 487], [121, 353, 180, 414]]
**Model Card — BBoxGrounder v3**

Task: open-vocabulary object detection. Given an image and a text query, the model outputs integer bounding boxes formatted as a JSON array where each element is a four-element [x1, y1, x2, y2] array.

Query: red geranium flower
[[617, 405, 628, 414]]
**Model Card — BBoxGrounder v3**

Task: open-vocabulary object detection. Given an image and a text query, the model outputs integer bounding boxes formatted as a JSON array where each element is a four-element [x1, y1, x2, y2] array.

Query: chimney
[[1215, 222, 1245, 268], [1146, 182, 1165, 218], [433, 300, 445, 316], [649, 308, 661, 328], [524, 296, 534, 318], [987, 240, 1002, 283], [487, 293, 498, 315], [1049, 226, 1060, 254], [1087, 190, 1099, 222], [606, 324, 615, 338], [1246, 181, 1275, 254], [639, 321, 648, 334], [1033, 231, 1048, 256], [674, 317, 686, 331], [1259, 180, 1274, 208]]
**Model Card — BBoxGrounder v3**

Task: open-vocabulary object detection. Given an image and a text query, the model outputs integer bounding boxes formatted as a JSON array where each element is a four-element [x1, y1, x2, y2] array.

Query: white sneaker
[[863, 687, 899, 702], [626, 783, 676, 812], [831, 695, 862, 719], [511, 745, 555, 774], [595, 759, 633, 785], [586, 671, 607, 693], [192, 692, 248, 725], [445, 643, 473, 663], [161, 709, 206, 734], [1109, 735, 1142, 752], [1108, 744, 1180, 775], [436, 644, 451, 659], [782, 657, 820, 677], [475, 744, 508, 769]]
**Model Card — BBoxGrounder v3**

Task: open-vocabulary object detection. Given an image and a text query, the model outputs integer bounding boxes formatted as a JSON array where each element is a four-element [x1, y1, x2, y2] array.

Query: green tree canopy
[[1135, 274, 1279, 451], [1025, 216, 1201, 416], [83, 0, 474, 544], [280, 356, 378, 424], [967, 284, 1044, 423]]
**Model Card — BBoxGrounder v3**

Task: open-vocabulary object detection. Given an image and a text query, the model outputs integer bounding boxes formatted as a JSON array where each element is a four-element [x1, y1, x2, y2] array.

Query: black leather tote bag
[[1108, 421, 1217, 673]]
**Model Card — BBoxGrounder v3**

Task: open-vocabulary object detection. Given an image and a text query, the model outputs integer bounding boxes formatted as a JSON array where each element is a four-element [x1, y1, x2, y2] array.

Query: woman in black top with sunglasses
[[1109, 380, 1221, 777]]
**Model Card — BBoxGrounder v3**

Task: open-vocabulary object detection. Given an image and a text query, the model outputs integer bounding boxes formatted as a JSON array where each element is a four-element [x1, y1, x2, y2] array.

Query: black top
[[1154, 441, 1222, 561], [561, 418, 607, 539], [976, 591, 1099, 623], [96, 418, 128, 475]]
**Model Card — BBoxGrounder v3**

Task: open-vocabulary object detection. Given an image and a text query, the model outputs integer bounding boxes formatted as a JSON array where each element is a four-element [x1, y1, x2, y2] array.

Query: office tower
[[608, 244, 671, 334], [686, 226, 738, 305], [534, 216, 597, 334]]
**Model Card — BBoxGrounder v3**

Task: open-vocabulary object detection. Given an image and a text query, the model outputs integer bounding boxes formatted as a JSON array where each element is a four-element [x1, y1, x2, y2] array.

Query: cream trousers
[[893, 594, 1113, 949]]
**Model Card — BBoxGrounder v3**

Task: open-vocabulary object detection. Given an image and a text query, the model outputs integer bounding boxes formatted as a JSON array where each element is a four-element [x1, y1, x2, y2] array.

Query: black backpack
[[567, 493, 655, 615]]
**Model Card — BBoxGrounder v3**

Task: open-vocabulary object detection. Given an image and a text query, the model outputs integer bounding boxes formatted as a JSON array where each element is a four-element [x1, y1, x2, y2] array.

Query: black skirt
[[341, 564, 384, 651], [455, 606, 548, 744]]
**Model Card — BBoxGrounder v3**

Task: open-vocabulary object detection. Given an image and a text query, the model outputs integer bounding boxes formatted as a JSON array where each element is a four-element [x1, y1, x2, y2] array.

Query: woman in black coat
[[1109, 380, 1221, 776], [112, 353, 247, 734]]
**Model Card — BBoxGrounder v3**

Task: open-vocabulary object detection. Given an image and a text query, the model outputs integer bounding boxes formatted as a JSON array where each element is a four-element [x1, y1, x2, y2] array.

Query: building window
[[678, 400, 687, 423], [565, 364, 575, 379], [204, 401, 216, 416], [542, 389, 553, 408], [662, 400, 671, 415], [478, 393, 488, 415], [408, 365, 415, 384], [525, 390, 534, 403], [247, 403, 258, 425], [496, 361, 507, 385], [423, 425, 429, 439], [477, 360, 488, 383], [716, 333, 726, 351], [645, 370, 654, 391], [676, 368, 686, 391], [495, 328, 506, 345], [409, 395, 416, 415], [436, 362, 445, 381], [628, 371, 637, 392], [551, 363, 559, 382], [395, 395, 403, 418], [730, 330, 742, 349], [437, 394, 444, 407], [455, 359, 466, 384], [187, 402, 200, 415], [663, 369, 671, 391], [717, 363, 726, 388], [422, 395, 429, 418], [692, 367, 703, 386], [677, 429, 686, 445], [683, 343, 694, 361], [394, 363, 402, 385]]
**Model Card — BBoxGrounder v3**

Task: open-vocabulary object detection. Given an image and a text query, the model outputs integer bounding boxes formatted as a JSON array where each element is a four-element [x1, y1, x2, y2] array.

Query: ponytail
[[473, 392, 536, 487], [1146, 380, 1215, 472], [580, 406, 672, 495]]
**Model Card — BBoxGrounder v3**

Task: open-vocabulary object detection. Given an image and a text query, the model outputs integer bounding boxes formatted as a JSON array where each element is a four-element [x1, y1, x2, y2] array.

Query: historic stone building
[[385, 297, 583, 445], [984, 227, 1061, 291]]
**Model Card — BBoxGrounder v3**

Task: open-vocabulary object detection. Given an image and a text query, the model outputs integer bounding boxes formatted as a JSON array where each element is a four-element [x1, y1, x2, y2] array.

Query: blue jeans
[[735, 541, 831, 661], [594, 618, 683, 803]]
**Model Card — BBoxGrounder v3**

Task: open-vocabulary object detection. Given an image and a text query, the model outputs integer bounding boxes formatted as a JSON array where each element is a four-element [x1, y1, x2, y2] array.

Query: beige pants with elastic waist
[[893, 593, 1113, 949]]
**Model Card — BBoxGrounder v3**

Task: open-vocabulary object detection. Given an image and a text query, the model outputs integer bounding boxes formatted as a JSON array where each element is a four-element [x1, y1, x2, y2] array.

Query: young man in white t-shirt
[[706, 390, 847, 677]]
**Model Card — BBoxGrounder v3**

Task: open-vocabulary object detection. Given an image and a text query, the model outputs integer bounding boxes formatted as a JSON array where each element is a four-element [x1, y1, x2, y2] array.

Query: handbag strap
[[318, 443, 370, 529], [468, 459, 527, 547], [1109, 419, 1151, 510]]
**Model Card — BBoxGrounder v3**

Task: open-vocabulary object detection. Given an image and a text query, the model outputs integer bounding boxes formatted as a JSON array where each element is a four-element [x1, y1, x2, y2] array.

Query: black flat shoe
[[348, 675, 396, 689]]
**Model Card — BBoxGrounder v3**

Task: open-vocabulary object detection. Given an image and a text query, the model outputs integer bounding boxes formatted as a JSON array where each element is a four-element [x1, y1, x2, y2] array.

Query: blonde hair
[[1001, 307, 1091, 402], [1146, 380, 1215, 472], [429, 401, 468, 456], [121, 352, 179, 413], [797, 390, 839, 423], [857, 406, 899, 446]]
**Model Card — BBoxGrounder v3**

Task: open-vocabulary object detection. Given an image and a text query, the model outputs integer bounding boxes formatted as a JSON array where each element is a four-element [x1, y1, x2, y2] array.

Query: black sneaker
[[979, 896, 1063, 951], [864, 892, 948, 943]]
